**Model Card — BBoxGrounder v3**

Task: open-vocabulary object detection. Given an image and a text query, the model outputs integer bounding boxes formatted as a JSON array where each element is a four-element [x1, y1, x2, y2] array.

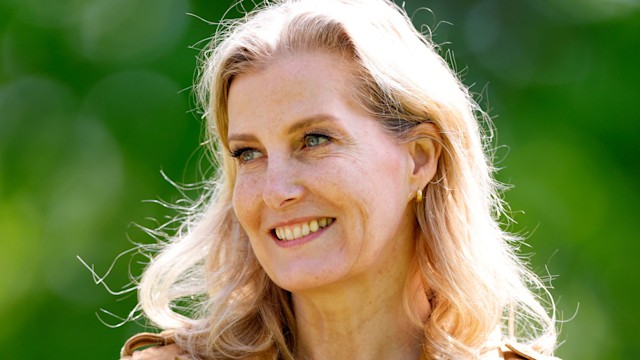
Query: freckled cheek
[[232, 175, 263, 229], [307, 162, 352, 198], [356, 153, 406, 208]]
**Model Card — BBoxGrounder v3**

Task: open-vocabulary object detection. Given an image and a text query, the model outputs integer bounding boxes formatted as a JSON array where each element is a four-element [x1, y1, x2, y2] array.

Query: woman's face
[[228, 52, 416, 293]]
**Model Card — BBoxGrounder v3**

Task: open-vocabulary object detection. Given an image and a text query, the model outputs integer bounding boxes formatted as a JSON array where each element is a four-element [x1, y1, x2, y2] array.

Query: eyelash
[[229, 131, 333, 163], [230, 147, 260, 162]]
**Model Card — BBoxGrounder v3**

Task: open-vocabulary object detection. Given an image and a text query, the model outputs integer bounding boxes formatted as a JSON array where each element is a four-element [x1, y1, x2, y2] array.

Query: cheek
[[232, 175, 262, 229], [358, 147, 406, 191], [325, 152, 406, 226], [360, 149, 408, 214]]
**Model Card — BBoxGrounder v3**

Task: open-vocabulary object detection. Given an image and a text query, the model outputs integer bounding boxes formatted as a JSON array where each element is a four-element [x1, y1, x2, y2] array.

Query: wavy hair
[[135, 0, 558, 358]]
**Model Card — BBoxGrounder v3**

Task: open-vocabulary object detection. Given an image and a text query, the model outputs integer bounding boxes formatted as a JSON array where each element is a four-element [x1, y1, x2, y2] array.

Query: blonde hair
[[135, 0, 558, 358]]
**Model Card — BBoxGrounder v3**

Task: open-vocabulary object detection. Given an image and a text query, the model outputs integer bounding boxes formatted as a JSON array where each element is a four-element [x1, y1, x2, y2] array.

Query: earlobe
[[407, 123, 442, 190]]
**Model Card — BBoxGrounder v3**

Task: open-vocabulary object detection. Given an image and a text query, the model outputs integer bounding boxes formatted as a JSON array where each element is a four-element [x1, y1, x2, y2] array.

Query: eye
[[231, 147, 263, 163], [303, 133, 330, 148]]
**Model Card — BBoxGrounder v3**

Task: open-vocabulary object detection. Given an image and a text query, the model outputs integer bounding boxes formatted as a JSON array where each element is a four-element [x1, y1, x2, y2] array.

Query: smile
[[273, 217, 335, 241]]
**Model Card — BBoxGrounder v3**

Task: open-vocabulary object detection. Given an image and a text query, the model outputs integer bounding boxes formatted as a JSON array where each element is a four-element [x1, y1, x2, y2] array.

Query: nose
[[262, 155, 304, 210]]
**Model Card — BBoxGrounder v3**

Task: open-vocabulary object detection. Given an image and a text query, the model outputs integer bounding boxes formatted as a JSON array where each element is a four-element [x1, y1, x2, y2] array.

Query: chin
[[266, 261, 350, 294]]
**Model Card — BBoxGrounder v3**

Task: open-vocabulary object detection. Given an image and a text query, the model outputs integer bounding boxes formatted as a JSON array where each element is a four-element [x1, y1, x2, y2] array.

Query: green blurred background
[[0, 0, 638, 358]]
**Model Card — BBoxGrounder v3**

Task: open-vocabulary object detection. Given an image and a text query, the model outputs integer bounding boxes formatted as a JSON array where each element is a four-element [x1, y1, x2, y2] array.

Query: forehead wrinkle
[[227, 53, 359, 147]]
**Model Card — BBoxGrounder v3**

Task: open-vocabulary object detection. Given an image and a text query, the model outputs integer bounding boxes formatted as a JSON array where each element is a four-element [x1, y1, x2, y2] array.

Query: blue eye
[[241, 149, 257, 161], [231, 148, 263, 162], [303, 133, 329, 148]]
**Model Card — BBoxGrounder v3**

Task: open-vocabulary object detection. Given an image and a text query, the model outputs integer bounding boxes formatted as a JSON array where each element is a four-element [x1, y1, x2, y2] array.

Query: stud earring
[[416, 189, 423, 203]]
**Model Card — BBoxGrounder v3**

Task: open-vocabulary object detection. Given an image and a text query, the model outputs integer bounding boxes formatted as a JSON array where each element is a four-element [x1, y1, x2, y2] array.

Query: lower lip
[[272, 222, 333, 248]]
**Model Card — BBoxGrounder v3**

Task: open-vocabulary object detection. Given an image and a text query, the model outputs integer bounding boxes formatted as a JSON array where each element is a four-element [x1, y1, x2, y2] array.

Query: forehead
[[227, 52, 359, 133]]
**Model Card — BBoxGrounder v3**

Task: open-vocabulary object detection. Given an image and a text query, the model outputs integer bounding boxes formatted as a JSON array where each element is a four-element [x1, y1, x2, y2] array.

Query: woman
[[120, 0, 559, 359]]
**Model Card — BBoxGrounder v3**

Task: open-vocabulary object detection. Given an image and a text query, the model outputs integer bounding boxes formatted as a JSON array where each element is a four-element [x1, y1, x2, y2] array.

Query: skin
[[227, 51, 441, 360]]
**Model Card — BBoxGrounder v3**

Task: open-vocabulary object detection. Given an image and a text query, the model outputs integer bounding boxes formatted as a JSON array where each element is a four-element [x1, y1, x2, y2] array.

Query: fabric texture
[[120, 331, 561, 360], [120, 330, 189, 360]]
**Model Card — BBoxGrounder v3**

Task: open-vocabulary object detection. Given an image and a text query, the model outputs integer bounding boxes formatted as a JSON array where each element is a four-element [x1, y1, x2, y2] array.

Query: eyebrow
[[227, 114, 338, 143], [287, 114, 338, 134]]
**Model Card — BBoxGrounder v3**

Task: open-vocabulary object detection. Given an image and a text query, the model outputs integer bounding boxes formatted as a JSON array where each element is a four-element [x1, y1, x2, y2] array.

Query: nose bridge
[[263, 153, 303, 209]]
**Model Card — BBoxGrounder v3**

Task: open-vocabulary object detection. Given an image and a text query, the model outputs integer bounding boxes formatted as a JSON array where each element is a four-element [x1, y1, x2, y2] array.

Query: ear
[[405, 123, 442, 193]]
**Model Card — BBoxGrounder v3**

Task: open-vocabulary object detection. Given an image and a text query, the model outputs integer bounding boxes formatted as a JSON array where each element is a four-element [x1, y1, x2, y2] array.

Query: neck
[[292, 271, 429, 360]]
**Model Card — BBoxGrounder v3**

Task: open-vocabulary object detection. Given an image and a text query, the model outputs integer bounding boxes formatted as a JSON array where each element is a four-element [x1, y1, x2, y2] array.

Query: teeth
[[309, 220, 319, 232], [274, 217, 334, 241]]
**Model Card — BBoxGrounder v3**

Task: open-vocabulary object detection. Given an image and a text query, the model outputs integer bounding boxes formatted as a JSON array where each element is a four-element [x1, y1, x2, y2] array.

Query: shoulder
[[499, 341, 561, 360], [120, 330, 190, 360]]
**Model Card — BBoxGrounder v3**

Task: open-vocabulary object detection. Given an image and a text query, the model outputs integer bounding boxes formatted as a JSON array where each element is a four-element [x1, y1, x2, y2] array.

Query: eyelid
[[228, 149, 239, 158], [229, 139, 260, 156], [301, 129, 334, 143], [229, 145, 249, 158]]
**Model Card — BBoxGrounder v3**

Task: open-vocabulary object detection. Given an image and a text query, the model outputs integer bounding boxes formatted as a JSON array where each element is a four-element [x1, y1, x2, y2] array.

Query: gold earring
[[416, 189, 423, 203]]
